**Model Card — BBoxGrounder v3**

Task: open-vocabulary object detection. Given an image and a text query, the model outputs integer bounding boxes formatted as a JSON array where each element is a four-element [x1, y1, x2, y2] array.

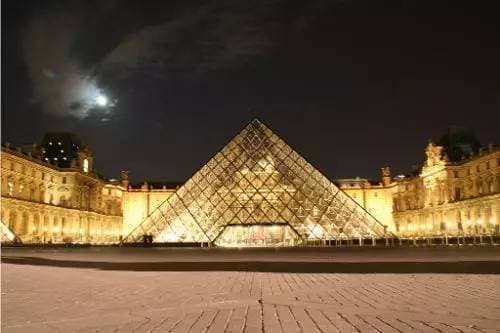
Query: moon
[[96, 94, 108, 107]]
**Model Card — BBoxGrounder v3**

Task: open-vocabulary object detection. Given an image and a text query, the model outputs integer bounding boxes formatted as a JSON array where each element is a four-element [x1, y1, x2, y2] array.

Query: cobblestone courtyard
[[2, 263, 500, 332]]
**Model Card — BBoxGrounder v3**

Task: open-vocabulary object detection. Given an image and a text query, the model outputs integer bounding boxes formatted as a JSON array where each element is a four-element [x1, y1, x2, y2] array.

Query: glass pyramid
[[124, 119, 386, 246]]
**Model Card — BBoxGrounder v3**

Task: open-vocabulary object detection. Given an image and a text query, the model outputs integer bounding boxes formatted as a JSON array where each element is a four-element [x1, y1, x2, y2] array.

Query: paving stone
[[2, 264, 500, 332]]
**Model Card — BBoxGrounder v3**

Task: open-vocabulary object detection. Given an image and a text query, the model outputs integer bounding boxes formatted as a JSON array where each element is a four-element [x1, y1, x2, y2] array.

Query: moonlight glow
[[96, 94, 108, 107], [68, 76, 117, 119]]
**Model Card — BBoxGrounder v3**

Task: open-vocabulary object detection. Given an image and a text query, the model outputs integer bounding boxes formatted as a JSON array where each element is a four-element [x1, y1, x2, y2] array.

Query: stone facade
[[1, 146, 122, 243], [122, 182, 175, 235], [337, 178, 395, 232], [337, 143, 500, 236], [389, 143, 500, 237]]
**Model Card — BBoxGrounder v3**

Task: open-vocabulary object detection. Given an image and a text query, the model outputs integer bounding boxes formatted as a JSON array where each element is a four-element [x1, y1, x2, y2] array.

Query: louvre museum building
[[1, 119, 499, 247]]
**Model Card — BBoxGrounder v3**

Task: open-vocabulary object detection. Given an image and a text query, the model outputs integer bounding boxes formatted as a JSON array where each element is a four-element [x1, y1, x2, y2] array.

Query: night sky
[[2, 0, 499, 183]]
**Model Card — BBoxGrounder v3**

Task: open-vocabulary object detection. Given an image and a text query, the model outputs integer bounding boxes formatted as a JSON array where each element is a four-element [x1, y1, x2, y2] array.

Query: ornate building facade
[[337, 143, 499, 238], [1, 143, 123, 244], [1, 124, 499, 245], [389, 143, 499, 237]]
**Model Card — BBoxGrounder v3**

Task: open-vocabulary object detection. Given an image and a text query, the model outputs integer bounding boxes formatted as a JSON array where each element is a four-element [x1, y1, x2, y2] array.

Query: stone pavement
[[2, 264, 500, 332]]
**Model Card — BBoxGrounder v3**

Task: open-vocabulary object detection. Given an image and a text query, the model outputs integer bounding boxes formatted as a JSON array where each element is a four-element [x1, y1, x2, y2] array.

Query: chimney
[[381, 166, 391, 187], [120, 170, 130, 189]]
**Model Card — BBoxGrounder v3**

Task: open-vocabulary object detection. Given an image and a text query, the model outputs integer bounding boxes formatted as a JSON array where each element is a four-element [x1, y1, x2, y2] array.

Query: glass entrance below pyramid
[[214, 223, 301, 247]]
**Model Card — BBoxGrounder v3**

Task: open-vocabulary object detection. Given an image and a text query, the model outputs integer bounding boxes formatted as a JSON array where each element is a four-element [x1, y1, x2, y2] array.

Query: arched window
[[83, 159, 89, 173], [43, 215, 50, 232], [476, 179, 483, 194], [21, 212, 29, 236], [60, 195, 67, 207], [33, 214, 40, 235], [8, 211, 17, 230], [52, 217, 59, 234], [62, 217, 68, 234]]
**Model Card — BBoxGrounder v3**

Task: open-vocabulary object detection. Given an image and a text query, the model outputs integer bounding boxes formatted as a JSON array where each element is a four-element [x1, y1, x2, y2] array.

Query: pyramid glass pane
[[124, 119, 387, 246]]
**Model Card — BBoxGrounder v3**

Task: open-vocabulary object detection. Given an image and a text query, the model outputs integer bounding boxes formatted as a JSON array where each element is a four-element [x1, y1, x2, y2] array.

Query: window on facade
[[476, 179, 483, 194], [62, 177, 67, 184], [374, 192, 378, 197], [42, 173, 45, 180], [7, 181, 13, 196], [83, 159, 89, 173], [454, 171, 458, 178]]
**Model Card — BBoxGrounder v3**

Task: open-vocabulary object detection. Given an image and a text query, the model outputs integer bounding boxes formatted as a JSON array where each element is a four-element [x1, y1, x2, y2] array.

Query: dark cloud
[[3, 0, 500, 182]]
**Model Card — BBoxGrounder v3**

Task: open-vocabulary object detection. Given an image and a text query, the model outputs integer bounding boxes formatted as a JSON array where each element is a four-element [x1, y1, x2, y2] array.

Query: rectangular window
[[62, 177, 67, 184]]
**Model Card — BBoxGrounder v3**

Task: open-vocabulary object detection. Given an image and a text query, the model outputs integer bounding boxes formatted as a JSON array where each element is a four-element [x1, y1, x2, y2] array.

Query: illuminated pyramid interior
[[125, 119, 387, 247]]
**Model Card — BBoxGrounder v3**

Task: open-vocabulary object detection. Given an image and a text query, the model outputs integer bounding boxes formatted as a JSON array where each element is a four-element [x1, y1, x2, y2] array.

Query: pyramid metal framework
[[125, 119, 386, 246]]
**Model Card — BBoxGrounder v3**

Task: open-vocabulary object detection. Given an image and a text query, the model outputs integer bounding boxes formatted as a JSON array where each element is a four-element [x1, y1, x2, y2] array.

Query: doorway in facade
[[214, 223, 301, 247]]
